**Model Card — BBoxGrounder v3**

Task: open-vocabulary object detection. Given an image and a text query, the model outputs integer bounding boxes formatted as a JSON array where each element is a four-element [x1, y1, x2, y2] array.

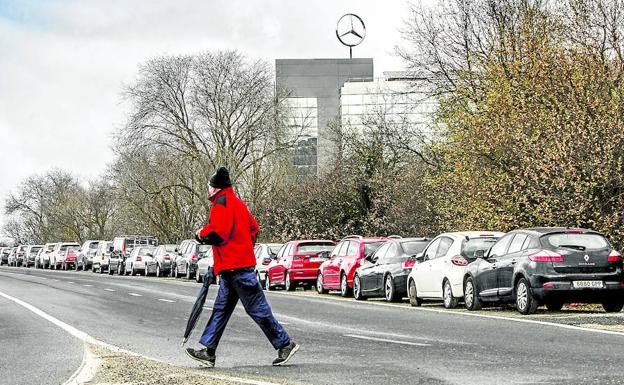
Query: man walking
[[185, 167, 299, 367]]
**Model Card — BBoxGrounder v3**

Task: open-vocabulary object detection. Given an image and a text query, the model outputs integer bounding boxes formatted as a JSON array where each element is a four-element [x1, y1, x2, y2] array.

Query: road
[[1, 265, 624, 385]]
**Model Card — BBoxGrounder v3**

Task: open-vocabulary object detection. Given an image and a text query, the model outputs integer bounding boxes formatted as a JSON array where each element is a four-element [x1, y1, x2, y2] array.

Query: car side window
[[338, 241, 350, 257], [373, 243, 391, 262], [521, 235, 536, 250], [508, 234, 528, 254], [424, 238, 441, 261], [489, 234, 514, 257], [330, 242, 342, 258], [276, 244, 287, 260], [346, 241, 359, 256], [436, 237, 453, 258]]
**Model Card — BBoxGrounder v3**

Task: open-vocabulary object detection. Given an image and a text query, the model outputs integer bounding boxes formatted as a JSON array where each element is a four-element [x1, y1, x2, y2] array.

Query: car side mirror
[[320, 251, 330, 259], [474, 250, 485, 259], [175, 248, 179, 253], [415, 253, 425, 262]]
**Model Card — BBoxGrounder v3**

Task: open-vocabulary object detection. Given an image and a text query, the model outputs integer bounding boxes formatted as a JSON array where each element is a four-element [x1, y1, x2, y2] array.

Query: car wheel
[[316, 273, 328, 294], [186, 264, 192, 280], [443, 279, 458, 309], [515, 278, 538, 314], [545, 301, 563, 312], [118, 264, 123, 275], [602, 301, 624, 313], [156, 264, 161, 278], [463, 277, 482, 310], [131, 265, 136, 276], [340, 273, 351, 297], [266, 274, 274, 291], [285, 272, 295, 291], [408, 279, 422, 307], [195, 269, 202, 283], [385, 275, 398, 302], [108, 265, 113, 275], [353, 274, 366, 301]]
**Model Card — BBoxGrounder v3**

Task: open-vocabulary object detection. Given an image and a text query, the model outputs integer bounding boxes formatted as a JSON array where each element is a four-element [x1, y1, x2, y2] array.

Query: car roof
[[293, 239, 334, 244], [437, 231, 506, 239], [397, 237, 430, 242], [519, 227, 601, 235]]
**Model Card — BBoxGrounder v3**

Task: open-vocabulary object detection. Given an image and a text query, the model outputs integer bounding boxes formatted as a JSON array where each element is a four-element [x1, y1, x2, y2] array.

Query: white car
[[124, 246, 157, 276], [254, 243, 282, 289], [407, 231, 504, 308], [49, 242, 80, 270]]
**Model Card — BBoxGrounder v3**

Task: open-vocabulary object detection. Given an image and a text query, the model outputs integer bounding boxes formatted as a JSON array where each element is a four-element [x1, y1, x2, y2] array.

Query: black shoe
[[185, 347, 216, 367], [272, 341, 299, 366]]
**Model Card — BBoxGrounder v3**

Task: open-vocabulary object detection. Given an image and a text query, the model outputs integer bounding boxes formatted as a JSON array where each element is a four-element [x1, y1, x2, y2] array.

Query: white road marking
[[67, 282, 75, 284], [344, 334, 431, 347], [103, 288, 115, 292], [0, 290, 281, 385], [157, 298, 175, 303], [62, 344, 101, 385], [83, 284, 93, 287], [203, 306, 213, 310], [128, 293, 142, 297]]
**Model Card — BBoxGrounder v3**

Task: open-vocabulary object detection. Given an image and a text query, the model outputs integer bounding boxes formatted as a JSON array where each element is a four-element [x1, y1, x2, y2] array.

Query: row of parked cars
[[1, 227, 622, 314], [258, 227, 624, 314]]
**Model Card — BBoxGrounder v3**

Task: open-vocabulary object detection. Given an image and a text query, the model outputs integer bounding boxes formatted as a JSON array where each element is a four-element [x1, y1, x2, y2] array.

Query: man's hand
[[195, 229, 204, 244]]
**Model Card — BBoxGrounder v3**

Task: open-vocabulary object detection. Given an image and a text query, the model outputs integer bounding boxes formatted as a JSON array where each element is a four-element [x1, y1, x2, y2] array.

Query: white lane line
[[157, 298, 175, 303], [344, 334, 431, 347], [67, 282, 75, 284], [83, 284, 93, 287], [103, 288, 115, 292], [62, 344, 101, 385], [0, 290, 283, 385], [128, 293, 142, 297], [203, 306, 213, 310]]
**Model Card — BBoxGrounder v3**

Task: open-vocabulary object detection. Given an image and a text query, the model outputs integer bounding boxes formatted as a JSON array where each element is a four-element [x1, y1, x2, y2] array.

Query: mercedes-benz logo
[[584, 255, 590, 262], [336, 13, 366, 49]]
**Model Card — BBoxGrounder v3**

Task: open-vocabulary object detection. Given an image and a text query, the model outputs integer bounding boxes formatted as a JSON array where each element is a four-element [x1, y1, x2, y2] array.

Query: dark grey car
[[463, 227, 624, 314]]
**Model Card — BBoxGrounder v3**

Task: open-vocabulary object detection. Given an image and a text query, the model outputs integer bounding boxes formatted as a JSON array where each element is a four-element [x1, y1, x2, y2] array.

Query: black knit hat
[[209, 167, 232, 189]]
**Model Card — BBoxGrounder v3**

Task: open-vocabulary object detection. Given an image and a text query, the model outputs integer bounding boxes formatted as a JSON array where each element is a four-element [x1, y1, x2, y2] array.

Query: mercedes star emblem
[[336, 13, 366, 58], [584, 254, 590, 262]]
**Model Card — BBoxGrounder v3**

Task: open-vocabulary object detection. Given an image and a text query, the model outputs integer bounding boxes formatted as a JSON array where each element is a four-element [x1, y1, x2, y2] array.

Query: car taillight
[[529, 250, 564, 262], [543, 283, 555, 289], [402, 259, 416, 269], [192, 254, 198, 260], [450, 255, 468, 266], [608, 250, 622, 262], [164, 255, 171, 260], [263, 258, 271, 265], [136, 256, 142, 262]]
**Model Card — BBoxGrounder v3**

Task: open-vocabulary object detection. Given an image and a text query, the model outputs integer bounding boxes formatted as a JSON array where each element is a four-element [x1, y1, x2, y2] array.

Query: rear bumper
[[289, 268, 320, 282], [393, 274, 409, 296], [530, 275, 624, 302]]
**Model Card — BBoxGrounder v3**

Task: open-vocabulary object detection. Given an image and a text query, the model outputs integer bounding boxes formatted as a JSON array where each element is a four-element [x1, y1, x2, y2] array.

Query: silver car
[[49, 242, 80, 270], [36, 243, 58, 269], [124, 246, 157, 276], [254, 243, 282, 289], [195, 247, 214, 283], [76, 240, 103, 271], [152, 244, 177, 277], [23, 245, 43, 268], [92, 241, 113, 274]]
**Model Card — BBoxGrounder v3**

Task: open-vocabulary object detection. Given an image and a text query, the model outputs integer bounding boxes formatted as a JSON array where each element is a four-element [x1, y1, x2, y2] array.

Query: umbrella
[[182, 270, 214, 346]]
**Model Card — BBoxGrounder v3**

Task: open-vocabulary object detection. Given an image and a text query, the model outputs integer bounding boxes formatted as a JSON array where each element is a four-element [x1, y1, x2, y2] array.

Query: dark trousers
[[199, 267, 291, 350]]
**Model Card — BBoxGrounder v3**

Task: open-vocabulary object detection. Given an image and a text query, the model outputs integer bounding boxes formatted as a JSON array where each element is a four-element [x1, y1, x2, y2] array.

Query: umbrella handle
[[181, 338, 188, 347]]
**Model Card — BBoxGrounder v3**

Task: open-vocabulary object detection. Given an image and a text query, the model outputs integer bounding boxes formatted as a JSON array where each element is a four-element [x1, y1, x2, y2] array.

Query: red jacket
[[198, 187, 259, 275]]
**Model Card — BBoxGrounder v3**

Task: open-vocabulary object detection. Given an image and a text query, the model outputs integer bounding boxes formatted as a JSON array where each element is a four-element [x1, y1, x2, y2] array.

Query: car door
[[375, 243, 398, 292], [364, 243, 390, 292], [429, 237, 454, 298], [268, 244, 287, 282], [496, 233, 527, 296], [326, 241, 348, 288], [476, 233, 515, 297], [415, 238, 441, 295]]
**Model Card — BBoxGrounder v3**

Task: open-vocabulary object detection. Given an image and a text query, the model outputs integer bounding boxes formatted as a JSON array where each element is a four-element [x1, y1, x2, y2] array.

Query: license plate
[[309, 257, 325, 262], [572, 280, 604, 289]]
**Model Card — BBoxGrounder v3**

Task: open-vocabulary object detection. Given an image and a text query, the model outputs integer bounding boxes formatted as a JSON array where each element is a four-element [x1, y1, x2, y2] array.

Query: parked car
[[37, 243, 58, 269], [173, 240, 211, 280], [110, 235, 158, 275], [0, 247, 11, 265], [195, 248, 215, 283], [76, 240, 103, 271], [60, 245, 80, 270], [92, 241, 114, 274], [462, 228, 624, 314], [152, 244, 177, 277], [317, 236, 387, 297], [408, 232, 504, 308], [23, 245, 43, 268], [14, 245, 27, 267], [266, 240, 335, 291], [49, 242, 80, 270], [353, 237, 430, 302], [171, 239, 195, 277], [123, 246, 157, 276], [254, 243, 283, 289]]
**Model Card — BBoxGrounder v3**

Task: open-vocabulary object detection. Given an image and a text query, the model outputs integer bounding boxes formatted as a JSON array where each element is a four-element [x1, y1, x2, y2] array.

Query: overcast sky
[[0, 0, 414, 229]]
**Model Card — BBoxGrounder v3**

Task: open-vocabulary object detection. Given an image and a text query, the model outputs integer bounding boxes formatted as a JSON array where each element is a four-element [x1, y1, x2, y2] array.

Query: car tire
[[266, 274, 274, 291], [385, 275, 398, 302], [463, 277, 482, 310], [75, 261, 79, 271], [131, 265, 136, 276], [515, 278, 538, 314], [156, 264, 161, 278], [340, 273, 351, 297], [545, 301, 564, 312], [118, 263, 124, 276], [443, 279, 458, 309], [353, 274, 366, 301], [285, 272, 295, 291], [408, 279, 422, 307], [602, 301, 624, 313], [186, 264, 192, 280], [316, 273, 328, 294]]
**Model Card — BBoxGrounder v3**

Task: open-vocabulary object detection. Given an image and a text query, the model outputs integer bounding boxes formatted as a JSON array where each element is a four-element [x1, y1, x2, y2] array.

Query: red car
[[317, 236, 387, 297], [266, 240, 335, 291]]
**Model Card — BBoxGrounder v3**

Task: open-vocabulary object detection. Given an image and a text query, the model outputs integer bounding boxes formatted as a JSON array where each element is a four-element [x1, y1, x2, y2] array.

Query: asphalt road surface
[[1, 265, 624, 385]]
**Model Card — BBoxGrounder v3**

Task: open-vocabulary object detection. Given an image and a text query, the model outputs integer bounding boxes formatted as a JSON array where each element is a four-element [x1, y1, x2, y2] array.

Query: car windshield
[[30, 247, 42, 255], [165, 245, 177, 252], [364, 242, 385, 257], [66, 247, 79, 254], [297, 242, 335, 253], [89, 242, 99, 249], [268, 246, 282, 255], [401, 241, 428, 255], [140, 247, 156, 255], [198, 245, 211, 253], [60, 245, 79, 252], [542, 233, 608, 251], [462, 238, 500, 259]]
